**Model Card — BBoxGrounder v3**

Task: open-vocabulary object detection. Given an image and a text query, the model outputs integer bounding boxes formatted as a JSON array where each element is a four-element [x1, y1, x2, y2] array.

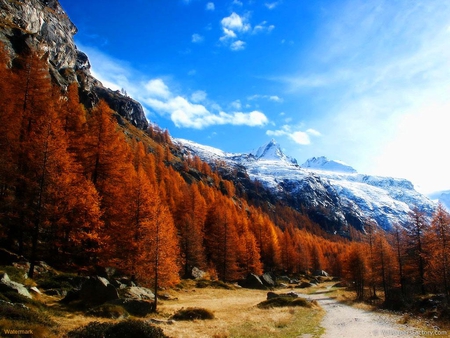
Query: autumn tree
[[404, 208, 429, 295], [204, 198, 241, 281], [138, 193, 180, 311], [427, 204, 450, 300], [344, 243, 368, 300]]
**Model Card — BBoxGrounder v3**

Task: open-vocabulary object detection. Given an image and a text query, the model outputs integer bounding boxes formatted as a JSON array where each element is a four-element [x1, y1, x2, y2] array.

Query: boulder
[[122, 286, 155, 300], [79, 276, 119, 305], [0, 272, 32, 299], [238, 273, 267, 290], [313, 270, 329, 277], [260, 272, 276, 288], [296, 282, 315, 289], [191, 267, 206, 280]]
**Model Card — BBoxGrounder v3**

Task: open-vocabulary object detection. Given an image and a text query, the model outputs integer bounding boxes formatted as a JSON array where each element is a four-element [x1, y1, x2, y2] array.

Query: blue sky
[[59, 0, 450, 194]]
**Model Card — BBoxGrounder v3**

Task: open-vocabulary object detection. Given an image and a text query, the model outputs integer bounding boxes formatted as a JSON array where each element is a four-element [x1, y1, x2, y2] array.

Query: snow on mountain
[[174, 138, 437, 232], [250, 139, 298, 165], [302, 156, 357, 173], [428, 190, 450, 211]]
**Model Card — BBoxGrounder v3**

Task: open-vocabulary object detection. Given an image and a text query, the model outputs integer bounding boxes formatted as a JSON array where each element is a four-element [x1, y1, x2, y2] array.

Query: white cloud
[[206, 2, 215, 11], [220, 27, 237, 41], [76, 45, 268, 131], [266, 125, 320, 145], [265, 1, 280, 10], [253, 21, 275, 34], [232, 0, 243, 6], [144, 79, 171, 99], [231, 100, 242, 110], [141, 79, 268, 129], [191, 33, 204, 43], [221, 12, 251, 33], [230, 40, 246, 51], [248, 94, 283, 102], [191, 90, 207, 103]]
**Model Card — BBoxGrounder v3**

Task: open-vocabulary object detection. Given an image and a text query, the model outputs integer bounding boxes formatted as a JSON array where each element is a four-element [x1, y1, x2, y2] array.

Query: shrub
[[170, 307, 215, 321], [257, 296, 314, 309], [66, 320, 168, 338]]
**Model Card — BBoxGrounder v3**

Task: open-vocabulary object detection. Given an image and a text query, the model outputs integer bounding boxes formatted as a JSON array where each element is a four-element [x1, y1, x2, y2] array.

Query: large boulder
[[260, 272, 276, 288], [122, 286, 155, 300], [79, 276, 119, 305], [0, 273, 32, 299], [238, 274, 267, 290]]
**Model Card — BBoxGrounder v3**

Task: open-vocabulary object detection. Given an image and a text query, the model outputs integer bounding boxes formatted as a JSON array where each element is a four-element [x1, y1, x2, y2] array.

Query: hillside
[[175, 138, 436, 232]]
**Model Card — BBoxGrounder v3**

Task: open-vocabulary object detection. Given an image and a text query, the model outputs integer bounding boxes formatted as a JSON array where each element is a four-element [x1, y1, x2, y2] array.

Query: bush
[[257, 296, 314, 309], [170, 307, 215, 321], [87, 304, 129, 319], [67, 320, 168, 338]]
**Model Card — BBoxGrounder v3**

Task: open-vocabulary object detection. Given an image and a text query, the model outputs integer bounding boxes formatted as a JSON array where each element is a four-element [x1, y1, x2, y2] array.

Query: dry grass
[[1, 279, 324, 337], [152, 284, 324, 338]]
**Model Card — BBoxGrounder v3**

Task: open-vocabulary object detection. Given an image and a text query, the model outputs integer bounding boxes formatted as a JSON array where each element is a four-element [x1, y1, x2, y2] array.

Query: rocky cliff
[[0, 0, 148, 130]]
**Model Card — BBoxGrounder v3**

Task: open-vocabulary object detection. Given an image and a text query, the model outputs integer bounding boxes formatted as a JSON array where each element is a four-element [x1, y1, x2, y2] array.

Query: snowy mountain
[[302, 156, 357, 173], [428, 190, 450, 211], [175, 138, 437, 233]]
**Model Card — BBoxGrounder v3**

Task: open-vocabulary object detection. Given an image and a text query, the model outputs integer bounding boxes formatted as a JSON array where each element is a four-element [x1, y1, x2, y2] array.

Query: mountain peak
[[250, 139, 297, 165], [302, 156, 357, 173]]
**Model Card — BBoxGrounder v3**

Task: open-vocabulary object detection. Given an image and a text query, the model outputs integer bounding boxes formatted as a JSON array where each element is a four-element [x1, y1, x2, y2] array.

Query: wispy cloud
[[266, 125, 321, 145], [191, 33, 204, 43], [230, 40, 246, 51], [205, 2, 215, 11], [253, 21, 275, 34], [265, 1, 281, 10], [248, 94, 283, 102]]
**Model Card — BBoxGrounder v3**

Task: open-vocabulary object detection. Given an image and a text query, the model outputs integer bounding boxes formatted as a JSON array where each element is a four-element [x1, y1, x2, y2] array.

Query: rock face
[[0, 0, 148, 130]]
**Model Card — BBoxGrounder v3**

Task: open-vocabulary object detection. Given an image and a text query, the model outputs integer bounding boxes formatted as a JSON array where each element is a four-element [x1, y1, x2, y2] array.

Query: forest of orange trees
[[0, 44, 449, 307]]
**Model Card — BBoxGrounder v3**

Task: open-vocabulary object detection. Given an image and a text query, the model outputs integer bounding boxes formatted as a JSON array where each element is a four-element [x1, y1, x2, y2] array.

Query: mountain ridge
[[175, 138, 437, 232]]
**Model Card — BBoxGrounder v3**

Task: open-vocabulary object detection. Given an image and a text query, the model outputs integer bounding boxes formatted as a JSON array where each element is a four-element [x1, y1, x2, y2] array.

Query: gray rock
[[122, 286, 155, 300], [191, 267, 206, 280], [260, 272, 276, 288], [238, 273, 267, 290], [79, 276, 119, 305], [314, 270, 329, 277], [0, 273, 32, 299]]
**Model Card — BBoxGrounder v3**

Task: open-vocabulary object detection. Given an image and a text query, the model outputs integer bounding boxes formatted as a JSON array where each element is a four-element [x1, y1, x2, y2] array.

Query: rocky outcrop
[[0, 0, 148, 130]]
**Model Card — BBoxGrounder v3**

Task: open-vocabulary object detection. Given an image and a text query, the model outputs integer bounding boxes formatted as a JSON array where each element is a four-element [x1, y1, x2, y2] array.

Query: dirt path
[[306, 289, 427, 338]]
